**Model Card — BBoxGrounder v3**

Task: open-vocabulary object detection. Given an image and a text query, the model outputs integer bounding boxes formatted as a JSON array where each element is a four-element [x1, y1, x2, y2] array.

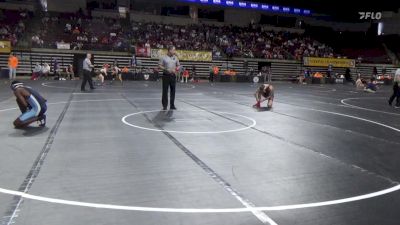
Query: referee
[[159, 46, 180, 110], [81, 53, 95, 92]]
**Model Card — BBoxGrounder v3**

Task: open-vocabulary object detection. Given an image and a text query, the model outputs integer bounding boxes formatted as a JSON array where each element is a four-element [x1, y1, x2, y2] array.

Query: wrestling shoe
[[38, 114, 46, 127]]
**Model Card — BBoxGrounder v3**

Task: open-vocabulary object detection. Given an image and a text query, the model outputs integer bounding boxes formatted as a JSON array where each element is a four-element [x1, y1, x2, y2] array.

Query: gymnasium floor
[[0, 80, 400, 225]]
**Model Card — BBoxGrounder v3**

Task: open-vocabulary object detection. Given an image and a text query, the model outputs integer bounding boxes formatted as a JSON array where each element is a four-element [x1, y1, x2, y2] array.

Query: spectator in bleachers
[[24, 14, 343, 59], [91, 36, 98, 43], [65, 23, 72, 33], [72, 27, 80, 35]]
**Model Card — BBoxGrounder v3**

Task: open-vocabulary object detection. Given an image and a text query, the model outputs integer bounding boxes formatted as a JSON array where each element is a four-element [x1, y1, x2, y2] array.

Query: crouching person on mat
[[253, 84, 274, 109], [11, 81, 47, 128], [364, 77, 378, 93]]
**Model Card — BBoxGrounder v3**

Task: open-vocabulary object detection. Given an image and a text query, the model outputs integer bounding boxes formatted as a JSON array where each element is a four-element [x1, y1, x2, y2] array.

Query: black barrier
[[0, 68, 9, 79], [312, 77, 325, 84], [325, 77, 335, 84], [102, 72, 160, 81], [219, 75, 232, 82], [384, 79, 393, 85], [236, 75, 250, 82]]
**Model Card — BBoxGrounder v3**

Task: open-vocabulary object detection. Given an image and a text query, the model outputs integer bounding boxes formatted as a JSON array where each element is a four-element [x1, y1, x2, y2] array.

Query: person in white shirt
[[98, 64, 108, 86], [31, 63, 42, 80], [81, 53, 95, 91], [355, 74, 365, 90], [41, 63, 50, 80], [111, 62, 123, 85]]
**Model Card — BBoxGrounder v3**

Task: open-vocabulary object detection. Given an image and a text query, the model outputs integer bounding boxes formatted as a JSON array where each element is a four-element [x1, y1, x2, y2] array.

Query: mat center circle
[[121, 110, 256, 134]]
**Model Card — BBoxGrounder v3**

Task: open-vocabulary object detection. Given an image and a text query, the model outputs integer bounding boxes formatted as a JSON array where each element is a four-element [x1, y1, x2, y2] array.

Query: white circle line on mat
[[341, 97, 400, 116], [121, 110, 257, 134]]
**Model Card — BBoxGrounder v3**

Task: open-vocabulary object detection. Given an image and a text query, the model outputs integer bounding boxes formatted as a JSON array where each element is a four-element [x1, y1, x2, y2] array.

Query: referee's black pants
[[389, 83, 399, 106], [81, 70, 94, 91], [162, 73, 176, 109]]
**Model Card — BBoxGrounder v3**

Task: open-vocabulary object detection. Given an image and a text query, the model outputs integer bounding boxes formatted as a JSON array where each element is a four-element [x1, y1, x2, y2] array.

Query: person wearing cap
[[159, 46, 180, 110], [10, 81, 47, 128]]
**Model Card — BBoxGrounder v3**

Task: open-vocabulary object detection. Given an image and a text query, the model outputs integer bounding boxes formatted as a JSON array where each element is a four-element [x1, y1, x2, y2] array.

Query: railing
[[1, 49, 397, 82]]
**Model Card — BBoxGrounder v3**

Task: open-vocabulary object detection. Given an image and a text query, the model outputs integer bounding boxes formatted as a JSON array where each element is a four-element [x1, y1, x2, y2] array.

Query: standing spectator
[[345, 68, 354, 84], [212, 65, 219, 83], [81, 53, 95, 92], [130, 54, 137, 75], [372, 66, 378, 78], [192, 64, 196, 82], [159, 46, 179, 110], [8, 53, 18, 80], [305, 68, 311, 78], [53, 58, 60, 79], [209, 65, 213, 82], [327, 64, 332, 78]]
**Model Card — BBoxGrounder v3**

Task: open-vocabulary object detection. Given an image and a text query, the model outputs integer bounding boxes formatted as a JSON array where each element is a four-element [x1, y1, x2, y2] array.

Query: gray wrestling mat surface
[[0, 80, 400, 225]]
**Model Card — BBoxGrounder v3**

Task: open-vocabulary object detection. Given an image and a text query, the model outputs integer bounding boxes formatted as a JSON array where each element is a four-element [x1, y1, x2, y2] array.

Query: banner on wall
[[56, 43, 70, 50], [151, 49, 212, 62], [0, 40, 11, 53], [303, 57, 355, 68]]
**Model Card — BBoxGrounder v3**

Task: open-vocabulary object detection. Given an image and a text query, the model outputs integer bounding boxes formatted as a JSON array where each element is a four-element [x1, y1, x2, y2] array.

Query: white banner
[[56, 43, 70, 50]]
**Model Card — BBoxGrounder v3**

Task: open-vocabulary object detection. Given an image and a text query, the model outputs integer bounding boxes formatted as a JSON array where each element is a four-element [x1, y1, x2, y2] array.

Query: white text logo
[[359, 12, 382, 20]]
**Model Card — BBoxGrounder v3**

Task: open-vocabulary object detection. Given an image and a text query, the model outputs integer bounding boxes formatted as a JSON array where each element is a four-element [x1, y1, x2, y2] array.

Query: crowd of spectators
[[0, 9, 31, 46], [33, 12, 131, 51], [32, 15, 335, 60], [0, 4, 340, 63], [0, 7, 391, 63], [131, 22, 335, 59]]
